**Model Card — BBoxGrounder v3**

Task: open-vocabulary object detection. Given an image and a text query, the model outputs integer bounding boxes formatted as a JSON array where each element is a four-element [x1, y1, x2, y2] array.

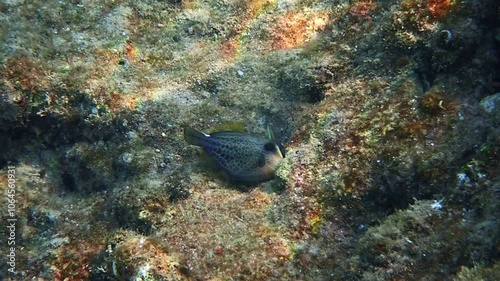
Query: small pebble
[[480, 92, 500, 114]]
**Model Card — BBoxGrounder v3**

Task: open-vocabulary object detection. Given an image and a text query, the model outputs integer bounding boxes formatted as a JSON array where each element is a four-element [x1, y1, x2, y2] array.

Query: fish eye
[[263, 142, 276, 151]]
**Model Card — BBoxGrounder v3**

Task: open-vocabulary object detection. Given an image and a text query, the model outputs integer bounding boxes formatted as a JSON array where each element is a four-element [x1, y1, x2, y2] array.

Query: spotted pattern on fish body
[[184, 127, 283, 182]]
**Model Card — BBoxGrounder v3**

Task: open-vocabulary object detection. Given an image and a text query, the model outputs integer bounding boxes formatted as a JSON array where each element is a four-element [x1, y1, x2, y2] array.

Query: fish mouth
[[262, 151, 284, 176]]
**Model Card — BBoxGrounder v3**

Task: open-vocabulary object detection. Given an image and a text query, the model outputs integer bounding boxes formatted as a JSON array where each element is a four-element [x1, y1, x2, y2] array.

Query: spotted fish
[[184, 127, 284, 182]]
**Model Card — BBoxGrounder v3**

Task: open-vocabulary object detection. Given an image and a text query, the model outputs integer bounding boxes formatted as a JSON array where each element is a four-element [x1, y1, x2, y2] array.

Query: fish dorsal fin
[[209, 121, 246, 133]]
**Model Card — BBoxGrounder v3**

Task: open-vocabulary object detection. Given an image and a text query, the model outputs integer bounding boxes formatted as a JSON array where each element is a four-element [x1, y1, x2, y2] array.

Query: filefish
[[184, 126, 284, 182]]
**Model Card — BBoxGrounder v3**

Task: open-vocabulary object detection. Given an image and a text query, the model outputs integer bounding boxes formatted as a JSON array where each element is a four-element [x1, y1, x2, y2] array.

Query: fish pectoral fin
[[257, 154, 266, 168], [218, 170, 231, 182]]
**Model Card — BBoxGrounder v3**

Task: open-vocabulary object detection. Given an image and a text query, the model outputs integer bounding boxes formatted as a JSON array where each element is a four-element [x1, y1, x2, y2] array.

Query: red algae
[[270, 11, 329, 50], [427, 0, 455, 18], [349, 0, 378, 21]]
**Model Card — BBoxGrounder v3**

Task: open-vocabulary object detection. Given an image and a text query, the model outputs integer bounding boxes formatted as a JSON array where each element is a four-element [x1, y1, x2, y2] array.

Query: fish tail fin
[[184, 127, 208, 146]]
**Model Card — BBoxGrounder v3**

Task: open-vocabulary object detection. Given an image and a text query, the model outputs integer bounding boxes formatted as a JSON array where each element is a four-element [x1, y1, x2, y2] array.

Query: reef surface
[[0, 0, 499, 280]]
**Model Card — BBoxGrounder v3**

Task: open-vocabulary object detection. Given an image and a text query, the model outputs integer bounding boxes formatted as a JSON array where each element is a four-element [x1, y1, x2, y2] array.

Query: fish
[[184, 126, 284, 182]]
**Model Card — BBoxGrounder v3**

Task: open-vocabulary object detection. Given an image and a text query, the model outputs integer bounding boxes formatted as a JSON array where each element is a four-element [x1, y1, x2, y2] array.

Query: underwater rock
[[480, 92, 500, 115], [89, 230, 190, 281]]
